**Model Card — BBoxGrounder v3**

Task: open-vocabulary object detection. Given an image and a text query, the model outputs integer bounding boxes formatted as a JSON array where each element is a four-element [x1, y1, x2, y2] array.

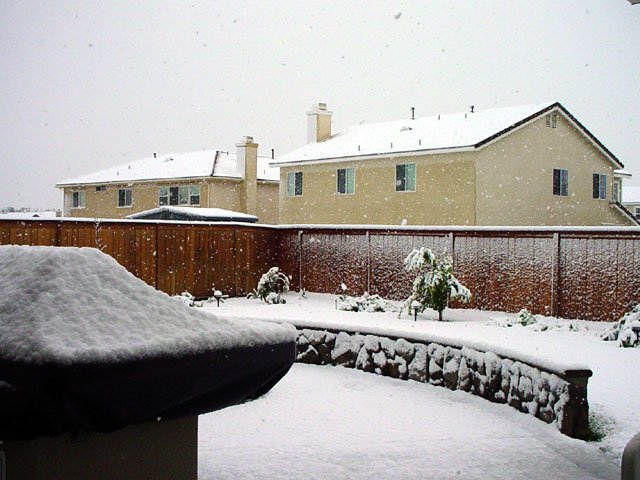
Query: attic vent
[[400, 126, 413, 132], [545, 113, 558, 129]]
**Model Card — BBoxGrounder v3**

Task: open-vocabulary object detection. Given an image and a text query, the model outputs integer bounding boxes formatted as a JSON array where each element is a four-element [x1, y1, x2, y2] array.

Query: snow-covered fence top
[[294, 325, 592, 439]]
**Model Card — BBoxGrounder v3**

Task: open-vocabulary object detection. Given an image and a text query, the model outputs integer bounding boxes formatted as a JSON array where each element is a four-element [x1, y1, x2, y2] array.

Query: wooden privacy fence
[[1, 219, 639, 321], [0, 219, 278, 299], [279, 226, 640, 322]]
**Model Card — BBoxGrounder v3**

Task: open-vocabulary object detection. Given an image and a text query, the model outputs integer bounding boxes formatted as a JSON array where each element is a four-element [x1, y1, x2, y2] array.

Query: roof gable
[[274, 102, 623, 169]]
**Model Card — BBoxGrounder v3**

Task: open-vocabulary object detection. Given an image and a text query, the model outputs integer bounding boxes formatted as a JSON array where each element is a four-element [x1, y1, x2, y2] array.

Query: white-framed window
[[553, 168, 569, 196], [287, 172, 303, 196], [593, 174, 607, 200], [337, 167, 355, 195], [95, 185, 106, 192], [612, 181, 621, 203], [189, 185, 200, 205], [72, 190, 85, 208], [118, 188, 132, 207], [158, 185, 201, 206], [395, 164, 416, 192], [635, 206, 640, 220]]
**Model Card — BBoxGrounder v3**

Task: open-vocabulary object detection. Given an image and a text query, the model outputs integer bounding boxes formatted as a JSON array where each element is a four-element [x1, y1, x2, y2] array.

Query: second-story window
[[593, 174, 607, 199], [395, 164, 416, 192], [118, 188, 132, 207], [553, 168, 568, 196], [287, 172, 303, 196], [72, 190, 85, 208], [158, 185, 200, 206], [337, 167, 355, 195]]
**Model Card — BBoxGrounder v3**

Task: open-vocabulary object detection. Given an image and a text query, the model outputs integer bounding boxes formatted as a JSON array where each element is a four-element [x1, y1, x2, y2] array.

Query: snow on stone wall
[[295, 328, 591, 439]]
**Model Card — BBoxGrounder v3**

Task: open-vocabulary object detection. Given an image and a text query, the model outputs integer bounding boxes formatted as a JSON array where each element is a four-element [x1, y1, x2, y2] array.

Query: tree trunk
[[438, 309, 443, 321]]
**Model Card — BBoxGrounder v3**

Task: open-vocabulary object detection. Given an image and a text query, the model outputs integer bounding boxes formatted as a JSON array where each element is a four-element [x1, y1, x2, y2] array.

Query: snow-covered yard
[[199, 292, 640, 472], [199, 364, 619, 479]]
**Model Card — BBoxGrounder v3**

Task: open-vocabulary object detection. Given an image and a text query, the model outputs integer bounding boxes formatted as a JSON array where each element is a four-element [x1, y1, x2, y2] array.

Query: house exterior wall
[[278, 155, 476, 226], [475, 114, 628, 226], [278, 113, 632, 227], [62, 178, 280, 224]]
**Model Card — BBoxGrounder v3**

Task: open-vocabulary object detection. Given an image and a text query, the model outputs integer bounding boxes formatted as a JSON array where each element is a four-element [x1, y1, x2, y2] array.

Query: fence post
[[298, 229, 303, 292], [551, 232, 560, 317], [366, 230, 371, 293]]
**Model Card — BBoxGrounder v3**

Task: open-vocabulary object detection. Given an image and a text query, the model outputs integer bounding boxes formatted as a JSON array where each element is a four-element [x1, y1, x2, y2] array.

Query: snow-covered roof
[[0, 211, 57, 219], [56, 150, 279, 186], [0, 245, 294, 364], [128, 206, 258, 222], [622, 186, 640, 204], [275, 102, 622, 168]]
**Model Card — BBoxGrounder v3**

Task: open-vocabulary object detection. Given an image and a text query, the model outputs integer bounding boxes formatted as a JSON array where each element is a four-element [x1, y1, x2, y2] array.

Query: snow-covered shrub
[[403, 247, 471, 321], [487, 310, 587, 332], [337, 292, 394, 313], [174, 291, 202, 307], [600, 305, 640, 348], [249, 267, 290, 304]]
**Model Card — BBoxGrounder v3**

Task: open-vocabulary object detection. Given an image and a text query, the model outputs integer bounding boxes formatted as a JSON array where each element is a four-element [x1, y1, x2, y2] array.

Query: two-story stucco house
[[56, 137, 280, 223], [273, 102, 638, 226]]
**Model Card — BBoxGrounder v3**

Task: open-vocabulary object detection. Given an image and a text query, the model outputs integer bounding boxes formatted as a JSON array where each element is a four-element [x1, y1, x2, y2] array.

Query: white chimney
[[306, 102, 333, 143]]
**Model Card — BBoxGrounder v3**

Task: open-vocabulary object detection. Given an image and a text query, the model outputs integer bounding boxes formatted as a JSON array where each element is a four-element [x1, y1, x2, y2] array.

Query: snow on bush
[[337, 291, 394, 313], [174, 291, 203, 308], [249, 267, 290, 304], [487, 309, 587, 332], [601, 305, 640, 348], [402, 247, 471, 321]]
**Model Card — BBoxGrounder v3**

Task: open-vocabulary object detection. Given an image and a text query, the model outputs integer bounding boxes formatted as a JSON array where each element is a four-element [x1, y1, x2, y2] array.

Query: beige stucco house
[[273, 102, 638, 226], [56, 137, 279, 223]]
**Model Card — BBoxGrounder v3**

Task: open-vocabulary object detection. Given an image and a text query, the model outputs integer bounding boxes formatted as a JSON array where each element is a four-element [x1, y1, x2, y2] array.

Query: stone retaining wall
[[296, 328, 592, 439]]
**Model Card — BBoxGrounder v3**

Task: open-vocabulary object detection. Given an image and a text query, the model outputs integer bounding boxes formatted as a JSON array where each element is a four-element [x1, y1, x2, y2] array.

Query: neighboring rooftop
[[56, 150, 279, 186], [128, 206, 258, 223], [622, 186, 640, 204], [275, 102, 622, 168]]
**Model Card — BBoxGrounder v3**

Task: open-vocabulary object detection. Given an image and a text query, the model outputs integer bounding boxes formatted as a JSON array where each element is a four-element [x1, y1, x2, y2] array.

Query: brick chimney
[[236, 136, 258, 217], [306, 102, 332, 143]]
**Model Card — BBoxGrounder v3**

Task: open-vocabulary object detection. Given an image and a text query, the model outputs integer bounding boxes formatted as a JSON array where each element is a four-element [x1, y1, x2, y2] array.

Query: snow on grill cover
[[0, 245, 296, 440]]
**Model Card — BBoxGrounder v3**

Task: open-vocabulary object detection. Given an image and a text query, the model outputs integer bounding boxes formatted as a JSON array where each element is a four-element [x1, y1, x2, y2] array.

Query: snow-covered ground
[[200, 293, 640, 466], [199, 364, 619, 479]]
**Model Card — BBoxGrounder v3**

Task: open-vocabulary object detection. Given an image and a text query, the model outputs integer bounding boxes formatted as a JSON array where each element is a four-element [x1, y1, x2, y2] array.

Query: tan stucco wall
[[61, 177, 279, 222], [1, 415, 197, 480], [475, 114, 629, 226], [278, 111, 632, 227], [256, 182, 279, 224], [278, 155, 476, 226]]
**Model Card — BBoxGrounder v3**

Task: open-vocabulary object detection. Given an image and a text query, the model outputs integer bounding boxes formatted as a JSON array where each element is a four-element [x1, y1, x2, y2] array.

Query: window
[[118, 188, 132, 207], [635, 206, 640, 220], [553, 168, 568, 196], [337, 168, 355, 195], [158, 187, 168, 206], [593, 174, 607, 199], [287, 172, 303, 196], [95, 185, 106, 192], [189, 185, 200, 205], [72, 190, 85, 208], [612, 181, 621, 203], [395, 164, 416, 192], [158, 185, 201, 206]]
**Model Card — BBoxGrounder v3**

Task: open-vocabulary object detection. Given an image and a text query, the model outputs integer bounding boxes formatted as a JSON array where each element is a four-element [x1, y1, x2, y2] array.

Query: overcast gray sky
[[1, 0, 639, 209]]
